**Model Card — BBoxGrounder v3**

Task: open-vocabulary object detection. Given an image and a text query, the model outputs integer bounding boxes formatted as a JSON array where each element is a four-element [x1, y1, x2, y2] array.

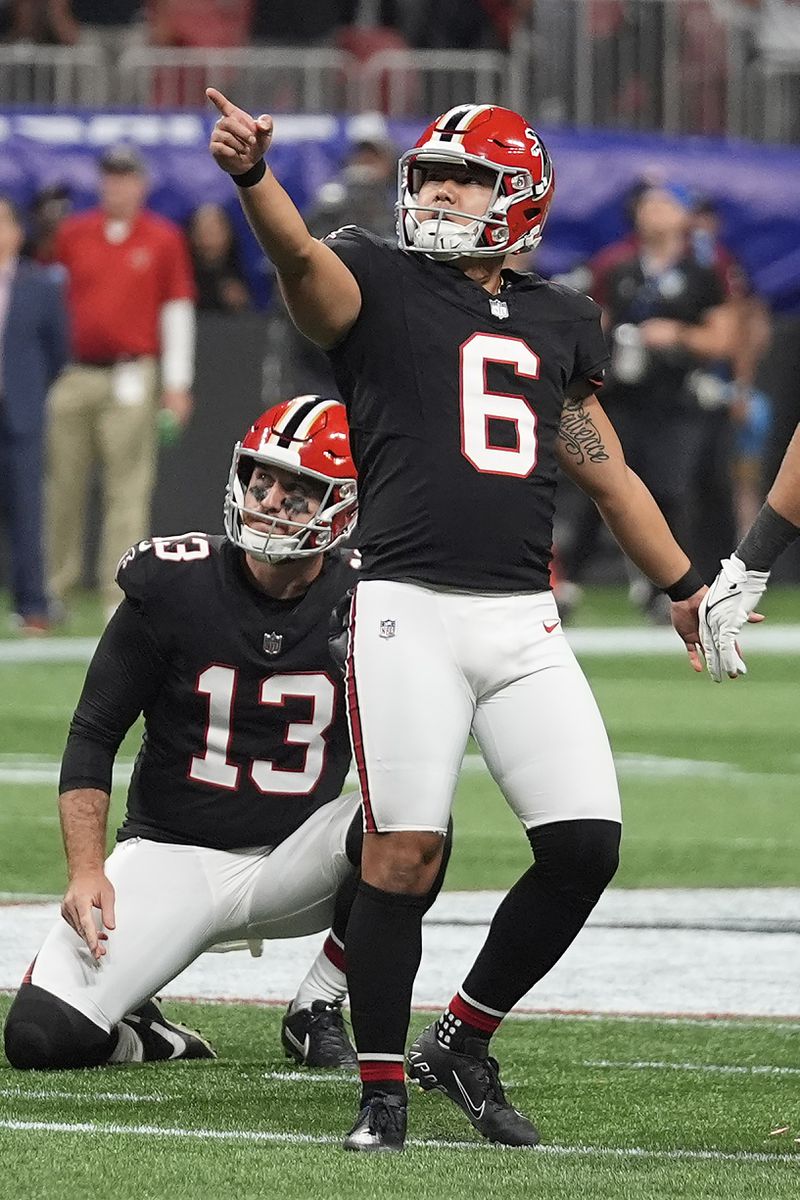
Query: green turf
[[1, 583, 798, 640], [0, 999, 797, 1200], [2, 648, 800, 893]]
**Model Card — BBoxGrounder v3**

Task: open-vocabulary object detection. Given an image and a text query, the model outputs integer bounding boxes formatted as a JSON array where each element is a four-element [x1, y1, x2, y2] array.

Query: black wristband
[[231, 159, 266, 188], [736, 501, 800, 572], [664, 566, 704, 602]]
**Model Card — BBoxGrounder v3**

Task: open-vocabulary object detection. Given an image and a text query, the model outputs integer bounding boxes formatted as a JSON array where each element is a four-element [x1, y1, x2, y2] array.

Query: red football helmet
[[224, 396, 357, 563], [397, 103, 555, 259]]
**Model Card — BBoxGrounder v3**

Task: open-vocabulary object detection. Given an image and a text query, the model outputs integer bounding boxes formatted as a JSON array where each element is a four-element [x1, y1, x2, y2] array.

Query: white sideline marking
[[1, 751, 798, 788], [0, 1087, 163, 1102], [262, 1071, 354, 1084], [585, 1060, 800, 1076], [2, 626, 800, 665], [0, 1118, 798, 1163]]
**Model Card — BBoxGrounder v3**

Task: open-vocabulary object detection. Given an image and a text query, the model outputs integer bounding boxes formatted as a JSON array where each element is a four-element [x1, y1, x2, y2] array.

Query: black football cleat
[[343, 1094, 407, 1152], [122, 998, 216, 1062], [281, 1000, 358, 1069], [407, 1022, 539, 1147]]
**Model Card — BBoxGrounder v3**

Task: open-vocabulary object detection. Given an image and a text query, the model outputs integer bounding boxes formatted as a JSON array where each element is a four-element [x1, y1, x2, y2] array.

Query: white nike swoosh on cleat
[[452, 1070, 485, 1121], [283, 1025, 311, 1062]]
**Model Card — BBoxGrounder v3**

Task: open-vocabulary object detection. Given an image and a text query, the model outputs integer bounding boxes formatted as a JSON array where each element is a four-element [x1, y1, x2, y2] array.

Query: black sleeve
[[59, 600, 168, 795], [694, 266, 726, 316], [323, 226, 381, 304], [568, 308, 611, 394]]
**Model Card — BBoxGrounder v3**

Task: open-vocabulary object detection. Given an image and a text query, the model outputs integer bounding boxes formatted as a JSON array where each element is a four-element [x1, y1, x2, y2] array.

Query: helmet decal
[[396, 104, 555, 261], [224, 397, 357, 565]]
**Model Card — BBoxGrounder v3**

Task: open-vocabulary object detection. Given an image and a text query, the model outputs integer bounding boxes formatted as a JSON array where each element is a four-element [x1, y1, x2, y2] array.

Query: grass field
[[0, 587, 798, 1197]]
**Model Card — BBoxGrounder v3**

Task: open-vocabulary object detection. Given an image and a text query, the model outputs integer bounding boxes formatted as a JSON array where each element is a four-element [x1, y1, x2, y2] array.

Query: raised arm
[[556, 391, 705, 670], [206, 88, 362, 348]]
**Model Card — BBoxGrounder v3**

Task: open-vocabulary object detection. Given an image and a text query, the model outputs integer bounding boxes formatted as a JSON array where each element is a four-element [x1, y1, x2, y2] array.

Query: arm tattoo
[[558, 398, 609, 466]]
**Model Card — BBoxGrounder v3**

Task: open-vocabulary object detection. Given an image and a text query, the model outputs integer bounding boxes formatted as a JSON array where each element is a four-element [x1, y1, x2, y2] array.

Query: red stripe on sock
[[449, 993, 503, 1034], [359, 1060, 406, 1084], [323, 933, 346, 973]]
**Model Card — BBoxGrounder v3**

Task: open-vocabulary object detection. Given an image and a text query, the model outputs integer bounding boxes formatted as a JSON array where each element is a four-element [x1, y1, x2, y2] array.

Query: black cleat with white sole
[[343, 1094, 407, 1152], [281, 1000, 358, 1069], [122, 998, 216, 1061], [406, 1022, 539, 1147]]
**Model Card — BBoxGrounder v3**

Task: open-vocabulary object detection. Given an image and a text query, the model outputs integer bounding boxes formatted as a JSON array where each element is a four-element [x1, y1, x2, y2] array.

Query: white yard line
[[0, 1118, 797, 1163], [0, 1087, 163, 1102], [1, 751, 798, 788], [2, 626, 800, 665], [584, 1060, 800, 1076]]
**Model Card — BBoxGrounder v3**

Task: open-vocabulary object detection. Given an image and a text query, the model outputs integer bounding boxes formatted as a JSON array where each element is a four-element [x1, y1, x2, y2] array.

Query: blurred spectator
[[250, 0, 349, 43], [274, 118, 397, 396], [47, 1, 146, 103], [0, 196, 68, 633], [409, 0, 521, 48], [23, 184, 72, 266], [567, 184, 737, 610], [0, 1, 43, 40], [691, 196, 774, 536], [187, 203, 252, 313], [46, 144, 196, 620], [147, 0, 253, 47]]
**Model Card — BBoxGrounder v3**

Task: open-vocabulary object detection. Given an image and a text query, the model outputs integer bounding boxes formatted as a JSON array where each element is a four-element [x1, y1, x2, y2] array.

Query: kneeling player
[[4, 398, 445, 1070]]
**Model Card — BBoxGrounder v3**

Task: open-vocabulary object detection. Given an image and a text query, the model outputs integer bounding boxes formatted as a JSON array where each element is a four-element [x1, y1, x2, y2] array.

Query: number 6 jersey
[[325, 227, 610, 592], [59, 535, 357, 851]]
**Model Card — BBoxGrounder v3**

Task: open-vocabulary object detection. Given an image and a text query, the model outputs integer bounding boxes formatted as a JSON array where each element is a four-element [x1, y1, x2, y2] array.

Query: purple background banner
[[1, 111, 799, 311]]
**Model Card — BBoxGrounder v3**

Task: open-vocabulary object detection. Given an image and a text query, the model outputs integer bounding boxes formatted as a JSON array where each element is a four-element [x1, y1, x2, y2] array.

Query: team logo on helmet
[[224, 396, 358, 565], [396, 104, 555, 261]]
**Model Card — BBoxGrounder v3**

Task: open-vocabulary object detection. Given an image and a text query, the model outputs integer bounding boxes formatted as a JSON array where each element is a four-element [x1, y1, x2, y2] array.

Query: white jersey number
[[460, 333, 540, 477], [189, 667, 336, 796]]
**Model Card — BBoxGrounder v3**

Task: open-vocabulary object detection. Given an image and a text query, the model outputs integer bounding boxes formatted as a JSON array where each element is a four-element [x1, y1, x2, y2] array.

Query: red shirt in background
[[54, 208, 195, 363]]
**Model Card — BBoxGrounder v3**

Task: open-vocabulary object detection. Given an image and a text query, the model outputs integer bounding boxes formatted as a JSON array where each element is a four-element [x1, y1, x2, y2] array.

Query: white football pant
[[347, 581, 621, 833], [28, 792, 359, 1032]]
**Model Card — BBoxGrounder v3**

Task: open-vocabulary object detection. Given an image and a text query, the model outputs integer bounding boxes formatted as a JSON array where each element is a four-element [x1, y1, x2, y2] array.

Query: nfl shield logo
[[379, 619, 396, 640], [263, 631, 283, 656], [490, 297, 509, 320]]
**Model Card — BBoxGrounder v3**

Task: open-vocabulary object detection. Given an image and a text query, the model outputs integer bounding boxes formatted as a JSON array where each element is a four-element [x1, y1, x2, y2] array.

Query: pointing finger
[[206, 87, 236, 116]]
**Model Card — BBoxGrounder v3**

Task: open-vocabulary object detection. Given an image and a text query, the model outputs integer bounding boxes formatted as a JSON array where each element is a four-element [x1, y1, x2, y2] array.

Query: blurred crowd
[[0, 127, 776, 633], [0, 0, 519, 54]]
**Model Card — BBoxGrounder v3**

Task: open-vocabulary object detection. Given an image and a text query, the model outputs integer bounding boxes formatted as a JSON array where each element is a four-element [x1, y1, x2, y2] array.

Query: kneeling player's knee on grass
[[4, 983, 112, 1070], [527, 818, 621, 906]]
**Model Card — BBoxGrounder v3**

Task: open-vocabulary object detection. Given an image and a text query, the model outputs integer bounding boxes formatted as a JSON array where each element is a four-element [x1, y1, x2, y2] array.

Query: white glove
[[699, 553, 769, 682]]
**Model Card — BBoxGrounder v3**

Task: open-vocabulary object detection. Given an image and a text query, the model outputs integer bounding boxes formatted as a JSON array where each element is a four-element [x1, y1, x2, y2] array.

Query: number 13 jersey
[[325, 227, 609, 592]]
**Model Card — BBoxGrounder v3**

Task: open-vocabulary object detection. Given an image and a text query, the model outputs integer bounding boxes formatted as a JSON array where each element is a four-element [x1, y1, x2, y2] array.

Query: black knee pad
[[4, 983, 113, 1070], [526, 818, 621, 907]]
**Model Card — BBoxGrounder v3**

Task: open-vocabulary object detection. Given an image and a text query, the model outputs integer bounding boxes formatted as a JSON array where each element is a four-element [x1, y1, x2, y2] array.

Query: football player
[[207, 94, 707, 1151], [700, 420, 800, 680], [4, 397, 448, 1072]]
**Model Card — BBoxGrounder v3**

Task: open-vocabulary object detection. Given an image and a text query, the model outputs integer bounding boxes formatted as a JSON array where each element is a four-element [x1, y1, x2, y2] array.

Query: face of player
[[243, 463, 326, 538], [415, 162, 497, 226], [100, 170, 148, 221]]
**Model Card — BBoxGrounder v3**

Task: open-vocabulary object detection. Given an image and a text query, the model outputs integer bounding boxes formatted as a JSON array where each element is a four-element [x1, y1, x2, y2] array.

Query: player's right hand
[[206, 87, 273, 176], [699, 553, 768, 682], [61, 871, 116, 960]]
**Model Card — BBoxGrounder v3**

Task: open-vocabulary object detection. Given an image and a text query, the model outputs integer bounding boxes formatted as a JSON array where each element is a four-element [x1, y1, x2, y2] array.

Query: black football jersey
[[106, 535, 356, 850], [325, 227, 609, 592]]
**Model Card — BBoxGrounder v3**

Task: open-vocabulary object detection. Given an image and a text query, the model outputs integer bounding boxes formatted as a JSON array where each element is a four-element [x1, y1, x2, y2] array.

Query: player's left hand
[[670, 585, 708, 673], [698, 554, 768, 682]]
